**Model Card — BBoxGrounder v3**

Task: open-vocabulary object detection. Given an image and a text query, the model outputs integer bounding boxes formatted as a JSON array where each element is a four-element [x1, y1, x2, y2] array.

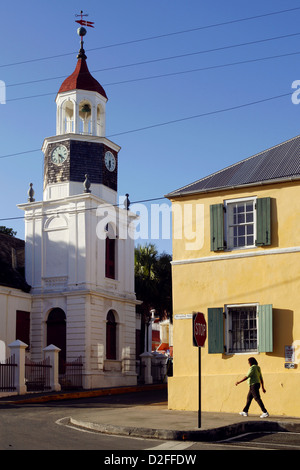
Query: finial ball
[[77, 26, 87, 37]]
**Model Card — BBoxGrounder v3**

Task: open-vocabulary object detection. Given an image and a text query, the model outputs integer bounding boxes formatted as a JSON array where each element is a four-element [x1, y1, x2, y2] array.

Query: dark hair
[[248, 357, 258, 366]]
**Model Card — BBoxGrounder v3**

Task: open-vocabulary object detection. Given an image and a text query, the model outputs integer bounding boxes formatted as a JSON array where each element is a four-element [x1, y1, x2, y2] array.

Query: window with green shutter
[[210, 197, 272, 251], [208, 304, 273, 354]]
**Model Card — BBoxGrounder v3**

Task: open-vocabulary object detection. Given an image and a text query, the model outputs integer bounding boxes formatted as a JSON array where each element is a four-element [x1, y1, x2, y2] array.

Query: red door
[[47, 308, 66, 374]]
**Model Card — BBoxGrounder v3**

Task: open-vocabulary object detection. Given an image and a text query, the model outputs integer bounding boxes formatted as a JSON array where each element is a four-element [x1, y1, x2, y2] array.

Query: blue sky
[[1, 0, 300, 255]]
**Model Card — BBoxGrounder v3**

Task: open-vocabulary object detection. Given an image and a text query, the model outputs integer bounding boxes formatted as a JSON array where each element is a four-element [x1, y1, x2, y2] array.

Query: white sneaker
[[239, 411, 248, 416], [260, 412, 269, 418]]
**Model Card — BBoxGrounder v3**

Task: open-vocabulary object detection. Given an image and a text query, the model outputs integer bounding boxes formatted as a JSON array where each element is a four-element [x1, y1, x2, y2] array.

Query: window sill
[[104, 360, 122, 372], [227, 350, 258, 355], [224, 245, 258, 252], [104, 278, 119, 290]]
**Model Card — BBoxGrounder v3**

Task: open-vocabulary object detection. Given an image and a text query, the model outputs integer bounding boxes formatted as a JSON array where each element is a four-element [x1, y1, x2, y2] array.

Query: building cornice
[[30, 287, 141, 305], [171, 246, 300, 266], [42, 134, 121, 154]]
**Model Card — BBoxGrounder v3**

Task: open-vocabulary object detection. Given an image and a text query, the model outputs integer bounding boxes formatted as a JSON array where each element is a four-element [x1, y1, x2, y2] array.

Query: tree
[[135, 243, 158, 281], [135, 243, 172, 320], [0, 226, 17, 237], [153, 252, 172, 320], [135, 243, 172, 355]]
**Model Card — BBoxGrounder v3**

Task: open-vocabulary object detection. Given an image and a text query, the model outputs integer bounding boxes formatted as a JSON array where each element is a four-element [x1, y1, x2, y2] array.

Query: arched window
[[63, 100, 74, 133], [79, 100, 92, 134], [106, 310, 117, 360]]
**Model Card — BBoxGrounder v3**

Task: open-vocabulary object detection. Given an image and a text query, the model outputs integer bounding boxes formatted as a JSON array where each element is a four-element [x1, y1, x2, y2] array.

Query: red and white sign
[[76, 19, 95, 28], [193, 312, 207, 348]]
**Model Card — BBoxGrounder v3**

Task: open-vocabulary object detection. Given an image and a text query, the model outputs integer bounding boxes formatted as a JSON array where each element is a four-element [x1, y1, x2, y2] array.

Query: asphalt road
[[0, 393, 300, 452]]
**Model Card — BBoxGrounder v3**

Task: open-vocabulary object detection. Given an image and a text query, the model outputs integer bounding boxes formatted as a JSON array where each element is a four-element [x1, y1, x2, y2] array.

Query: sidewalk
[[2, 383, 300, 442]]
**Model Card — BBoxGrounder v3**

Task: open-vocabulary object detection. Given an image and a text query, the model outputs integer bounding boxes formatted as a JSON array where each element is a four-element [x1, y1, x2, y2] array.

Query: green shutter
[[256, 197, 271, 246], [210, 204, 225, 251], [208, 307, 224, 353], [258, 304, 273, 352]]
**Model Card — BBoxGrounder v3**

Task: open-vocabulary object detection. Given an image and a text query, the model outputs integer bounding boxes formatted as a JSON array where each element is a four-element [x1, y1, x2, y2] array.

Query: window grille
[[228, 305, 257, 353]]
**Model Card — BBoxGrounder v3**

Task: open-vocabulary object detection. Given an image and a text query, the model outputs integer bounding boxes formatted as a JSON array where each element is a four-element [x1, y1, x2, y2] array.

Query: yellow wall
[[169, 182, 300, 417]]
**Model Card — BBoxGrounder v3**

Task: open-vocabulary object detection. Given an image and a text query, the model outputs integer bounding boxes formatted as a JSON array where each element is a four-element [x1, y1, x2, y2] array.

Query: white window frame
[[225, 303, 259, 354], [224, 196, 257, 250]]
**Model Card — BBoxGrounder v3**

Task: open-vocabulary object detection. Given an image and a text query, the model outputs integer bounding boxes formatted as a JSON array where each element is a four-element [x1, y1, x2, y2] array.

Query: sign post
[[193, 312, 207, 428]]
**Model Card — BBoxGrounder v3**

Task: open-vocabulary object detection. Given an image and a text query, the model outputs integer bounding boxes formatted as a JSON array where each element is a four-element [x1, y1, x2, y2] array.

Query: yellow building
[[166, 135, 300, 417]]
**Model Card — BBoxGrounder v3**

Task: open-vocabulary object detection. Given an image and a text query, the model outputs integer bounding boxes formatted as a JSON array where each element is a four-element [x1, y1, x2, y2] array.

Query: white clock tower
[[18, 26, 138, 389]]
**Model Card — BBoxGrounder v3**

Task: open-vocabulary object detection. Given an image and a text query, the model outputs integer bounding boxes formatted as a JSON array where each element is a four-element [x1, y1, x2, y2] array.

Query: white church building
[[15, 29, 139, 389]]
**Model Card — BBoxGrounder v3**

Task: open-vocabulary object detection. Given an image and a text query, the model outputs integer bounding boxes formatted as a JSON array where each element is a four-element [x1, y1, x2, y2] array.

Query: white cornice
[[30, 287, 141, 305], [172, 246, 300, 265], [0, 285, 31, 298], [55, 88, 108, 103], [42, 134, 121, 153]]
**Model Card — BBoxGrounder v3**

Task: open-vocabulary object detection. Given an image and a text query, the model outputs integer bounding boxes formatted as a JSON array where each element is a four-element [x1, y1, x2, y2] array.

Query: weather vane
[[75, 10, 95, 28], [75, 10, 95, 57]]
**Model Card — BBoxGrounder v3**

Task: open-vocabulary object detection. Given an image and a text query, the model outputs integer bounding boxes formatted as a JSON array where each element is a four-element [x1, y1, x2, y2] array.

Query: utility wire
[[6, 49, 300, 100], [0, 90, 291, 160], [107, 92, 290, 137], [104, 50, 300, 87], [1, 6, 300, 68], [7, 31, 300, 90]]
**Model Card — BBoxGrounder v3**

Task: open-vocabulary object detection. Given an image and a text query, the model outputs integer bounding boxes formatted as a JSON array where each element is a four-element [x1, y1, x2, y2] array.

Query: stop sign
[[193, 312, 207, 347]]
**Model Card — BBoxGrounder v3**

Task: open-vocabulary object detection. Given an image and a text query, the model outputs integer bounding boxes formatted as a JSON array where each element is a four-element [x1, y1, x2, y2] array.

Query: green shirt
[[247, 365, 262, 386]]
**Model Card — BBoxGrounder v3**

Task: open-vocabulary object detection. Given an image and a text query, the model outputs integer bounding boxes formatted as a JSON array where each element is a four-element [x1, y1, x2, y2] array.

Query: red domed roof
[[58, 54, 107, 99]]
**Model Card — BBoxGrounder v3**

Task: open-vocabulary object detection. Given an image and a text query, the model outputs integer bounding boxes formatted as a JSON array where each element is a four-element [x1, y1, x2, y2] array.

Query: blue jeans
[[243, 383, 267, 413]]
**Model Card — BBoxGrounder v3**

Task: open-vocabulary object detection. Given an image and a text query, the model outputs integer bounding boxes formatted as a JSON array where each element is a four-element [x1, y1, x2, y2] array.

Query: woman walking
[[235, 357, 269, 418]]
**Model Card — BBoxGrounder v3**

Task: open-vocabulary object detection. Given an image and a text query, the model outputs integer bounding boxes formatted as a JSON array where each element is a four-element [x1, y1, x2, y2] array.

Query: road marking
[[145, 441, 193, 451], [219, 431, 300, 443], [218, 432, 258, 443], [218, 431, 300, 450]]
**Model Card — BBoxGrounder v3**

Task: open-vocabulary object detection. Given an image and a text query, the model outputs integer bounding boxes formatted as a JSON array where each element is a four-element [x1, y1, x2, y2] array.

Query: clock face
[[51, 145, 68, 165], [104, 151, 116, 172]]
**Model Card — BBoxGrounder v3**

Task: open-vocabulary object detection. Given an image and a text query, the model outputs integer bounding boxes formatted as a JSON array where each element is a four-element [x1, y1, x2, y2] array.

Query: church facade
[[17, 30, 138, 389]]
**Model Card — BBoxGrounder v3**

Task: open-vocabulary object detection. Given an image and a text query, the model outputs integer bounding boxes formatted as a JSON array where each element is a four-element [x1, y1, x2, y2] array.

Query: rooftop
[[167, 134, 300, 198], [58, 46, 107, 99]]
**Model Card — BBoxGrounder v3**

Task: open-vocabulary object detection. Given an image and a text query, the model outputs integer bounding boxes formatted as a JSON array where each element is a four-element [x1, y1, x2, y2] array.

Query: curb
[[1, 383, 167, 405], [67, 416, 300, 442]]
